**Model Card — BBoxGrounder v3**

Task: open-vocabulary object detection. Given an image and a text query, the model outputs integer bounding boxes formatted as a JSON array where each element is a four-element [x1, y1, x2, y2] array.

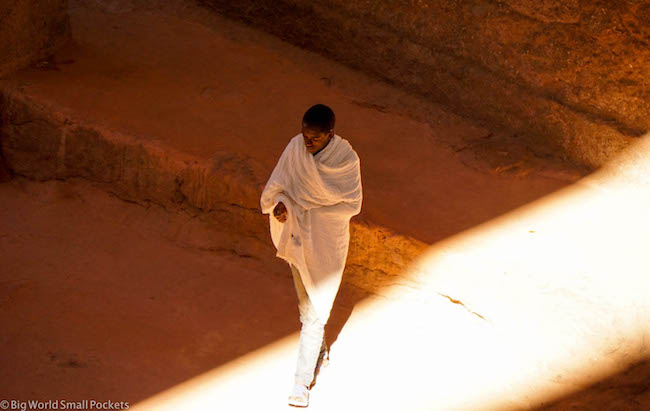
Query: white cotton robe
[[260, 133, 363, 324]]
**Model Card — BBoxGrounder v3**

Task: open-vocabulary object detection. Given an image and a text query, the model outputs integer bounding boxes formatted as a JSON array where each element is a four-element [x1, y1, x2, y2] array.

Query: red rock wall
[[0, 0, 70, 180], [0, 0, 71, 78], [196, 0, 650, 168]]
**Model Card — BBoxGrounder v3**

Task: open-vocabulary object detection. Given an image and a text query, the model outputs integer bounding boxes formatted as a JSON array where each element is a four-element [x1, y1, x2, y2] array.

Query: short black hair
[[302, 104, 335, 133]]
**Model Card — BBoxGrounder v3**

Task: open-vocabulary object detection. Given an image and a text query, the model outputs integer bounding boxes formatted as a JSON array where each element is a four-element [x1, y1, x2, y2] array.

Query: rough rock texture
[[0, 0, 71, 179], [196, 0, 650, 168], [0, 0, 71, 78], [0, 92, 427, 294], [0, 1, 578, 297]]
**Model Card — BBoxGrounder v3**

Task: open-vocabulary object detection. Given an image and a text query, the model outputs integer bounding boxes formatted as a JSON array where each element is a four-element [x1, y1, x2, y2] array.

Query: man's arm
[[321, 153, 362, 218]]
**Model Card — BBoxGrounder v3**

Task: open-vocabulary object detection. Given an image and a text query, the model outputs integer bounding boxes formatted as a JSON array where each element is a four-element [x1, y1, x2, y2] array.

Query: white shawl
[[260, 133, 363, 324]]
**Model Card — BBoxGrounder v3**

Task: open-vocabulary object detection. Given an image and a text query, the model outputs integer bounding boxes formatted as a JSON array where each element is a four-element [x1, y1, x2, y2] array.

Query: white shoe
[[288, 383, 310, 407]]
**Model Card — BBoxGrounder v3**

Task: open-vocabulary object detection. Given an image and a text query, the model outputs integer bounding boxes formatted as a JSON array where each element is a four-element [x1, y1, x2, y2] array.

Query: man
[[260, 104, 363, 407]]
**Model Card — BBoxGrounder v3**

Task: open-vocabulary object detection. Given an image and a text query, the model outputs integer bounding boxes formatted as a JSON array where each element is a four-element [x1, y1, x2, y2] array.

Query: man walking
[[260, 104, 363, 407]]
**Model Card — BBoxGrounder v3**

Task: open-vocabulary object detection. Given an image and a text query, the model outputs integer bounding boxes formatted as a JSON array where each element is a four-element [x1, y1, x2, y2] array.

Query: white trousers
[[290, 263, 328, 388]]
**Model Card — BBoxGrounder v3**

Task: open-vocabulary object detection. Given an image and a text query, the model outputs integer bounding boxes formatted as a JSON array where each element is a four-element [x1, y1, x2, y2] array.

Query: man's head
[[301, 104, 335, 155]]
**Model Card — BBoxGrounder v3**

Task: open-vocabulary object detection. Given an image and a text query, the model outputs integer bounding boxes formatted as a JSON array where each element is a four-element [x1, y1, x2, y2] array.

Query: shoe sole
[[288, 397, 308, 407]]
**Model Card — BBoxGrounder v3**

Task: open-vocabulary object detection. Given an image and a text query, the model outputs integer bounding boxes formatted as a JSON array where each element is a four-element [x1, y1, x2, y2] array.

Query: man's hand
[[273, 202, 288, 223]]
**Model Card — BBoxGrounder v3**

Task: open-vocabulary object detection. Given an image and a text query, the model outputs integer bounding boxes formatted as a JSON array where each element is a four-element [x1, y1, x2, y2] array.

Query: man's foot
[[288, 384, 310, 407]]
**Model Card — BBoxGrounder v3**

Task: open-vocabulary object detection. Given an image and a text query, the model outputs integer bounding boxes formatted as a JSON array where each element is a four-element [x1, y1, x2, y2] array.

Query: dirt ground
[[0, 175, 368, 406], [2, 176, 648, 410]]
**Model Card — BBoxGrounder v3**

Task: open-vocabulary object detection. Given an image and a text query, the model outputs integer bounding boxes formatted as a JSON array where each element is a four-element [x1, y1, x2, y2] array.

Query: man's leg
[[290, 264, 327, 388]]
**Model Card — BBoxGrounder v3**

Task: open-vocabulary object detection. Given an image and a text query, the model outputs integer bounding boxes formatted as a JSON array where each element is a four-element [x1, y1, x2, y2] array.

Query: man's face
[[302, 125, 333, 154]]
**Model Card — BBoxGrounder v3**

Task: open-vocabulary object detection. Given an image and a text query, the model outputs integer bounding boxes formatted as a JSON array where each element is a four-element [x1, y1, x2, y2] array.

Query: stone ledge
[[0, 89, 427, 295]]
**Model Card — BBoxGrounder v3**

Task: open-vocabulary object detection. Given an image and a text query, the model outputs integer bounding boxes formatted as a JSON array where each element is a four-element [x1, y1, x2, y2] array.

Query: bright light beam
[[132, 135, 650, 410]]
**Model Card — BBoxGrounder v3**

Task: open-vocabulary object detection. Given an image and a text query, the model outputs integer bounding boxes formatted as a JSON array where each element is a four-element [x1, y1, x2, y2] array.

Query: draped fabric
[[260, 133, 363, 323]]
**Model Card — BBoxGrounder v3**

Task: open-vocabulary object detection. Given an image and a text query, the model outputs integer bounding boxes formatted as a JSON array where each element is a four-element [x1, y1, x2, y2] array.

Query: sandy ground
[[2, 175, 648, 411], [0, 175, 366, 407], [0, 176, 297, 402]]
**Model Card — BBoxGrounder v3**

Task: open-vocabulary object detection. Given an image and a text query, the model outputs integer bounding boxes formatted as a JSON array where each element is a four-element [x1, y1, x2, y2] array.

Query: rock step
[[0, 2, 575, 298], [0, 90, 427, 295]]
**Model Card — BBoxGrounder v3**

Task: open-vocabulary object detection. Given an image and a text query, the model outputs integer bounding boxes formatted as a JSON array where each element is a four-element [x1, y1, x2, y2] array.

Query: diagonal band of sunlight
[[132, 135, 650, 411]]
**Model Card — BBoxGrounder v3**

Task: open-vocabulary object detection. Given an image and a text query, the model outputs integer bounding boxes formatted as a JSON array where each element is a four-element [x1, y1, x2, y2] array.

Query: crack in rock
[[437, 292, 487, 320]]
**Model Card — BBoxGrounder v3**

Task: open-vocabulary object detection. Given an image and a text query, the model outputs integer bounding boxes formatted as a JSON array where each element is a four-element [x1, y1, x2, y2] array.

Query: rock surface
[[2, 175, 648, 410], [0, 0, 71, 78], [1, 2, 649, 409], [198, 0, 650, 168], [0, 0, 579, 295], [0, 175, 352, 406]]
